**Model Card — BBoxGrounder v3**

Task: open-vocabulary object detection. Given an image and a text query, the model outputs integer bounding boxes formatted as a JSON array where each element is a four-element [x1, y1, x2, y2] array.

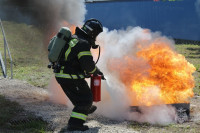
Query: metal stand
[[0, 18, 13, 79]]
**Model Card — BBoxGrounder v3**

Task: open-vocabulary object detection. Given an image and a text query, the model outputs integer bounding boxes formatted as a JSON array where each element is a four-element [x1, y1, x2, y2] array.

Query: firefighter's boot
[[67, 113, 89, 132], [88, 105, 97, 114], [67, 125, 89, 131]]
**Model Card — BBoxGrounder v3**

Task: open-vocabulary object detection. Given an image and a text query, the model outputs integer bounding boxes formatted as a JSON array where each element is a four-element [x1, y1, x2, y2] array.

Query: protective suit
[[55, 19, 104, 131]]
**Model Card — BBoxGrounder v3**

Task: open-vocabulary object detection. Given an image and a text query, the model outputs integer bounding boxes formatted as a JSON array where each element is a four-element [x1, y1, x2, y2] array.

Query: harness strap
[[55, 66, 84, 79], [55, 73, 84, 79]]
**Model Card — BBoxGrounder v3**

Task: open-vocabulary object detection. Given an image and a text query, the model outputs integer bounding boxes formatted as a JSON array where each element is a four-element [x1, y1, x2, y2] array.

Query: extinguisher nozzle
[[101, 75, 106, 80]]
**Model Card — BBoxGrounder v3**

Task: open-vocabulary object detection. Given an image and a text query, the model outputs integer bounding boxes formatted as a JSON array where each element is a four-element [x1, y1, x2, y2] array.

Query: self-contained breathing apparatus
[[47, 19, 105, 102], [47, 27, 71, 73], [47, 26, 102, 74]]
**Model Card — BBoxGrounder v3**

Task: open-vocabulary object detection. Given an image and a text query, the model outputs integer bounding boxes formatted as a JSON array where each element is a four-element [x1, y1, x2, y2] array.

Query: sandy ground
[[0, 77, 200, 133]]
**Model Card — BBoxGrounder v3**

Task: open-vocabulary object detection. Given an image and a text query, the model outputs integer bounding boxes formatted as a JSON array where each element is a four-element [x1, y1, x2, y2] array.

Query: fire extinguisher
[[90, 75, 102, 102], [90, 45, 106, 102]]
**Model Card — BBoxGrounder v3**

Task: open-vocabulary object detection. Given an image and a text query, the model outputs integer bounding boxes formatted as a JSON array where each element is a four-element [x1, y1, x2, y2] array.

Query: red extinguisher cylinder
[[91, 75, 101, 102]]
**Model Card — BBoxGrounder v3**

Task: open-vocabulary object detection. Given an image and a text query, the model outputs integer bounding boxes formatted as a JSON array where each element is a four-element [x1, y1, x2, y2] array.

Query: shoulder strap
[[68, 35, 79, 47]]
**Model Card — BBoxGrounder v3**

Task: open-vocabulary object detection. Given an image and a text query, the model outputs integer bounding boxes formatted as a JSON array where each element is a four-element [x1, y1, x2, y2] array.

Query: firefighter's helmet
[[81, 18, 103, 41]]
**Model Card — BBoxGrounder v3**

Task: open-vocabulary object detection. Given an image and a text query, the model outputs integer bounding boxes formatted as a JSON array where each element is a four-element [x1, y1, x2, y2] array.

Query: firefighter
[[55, 19, 104, 131]]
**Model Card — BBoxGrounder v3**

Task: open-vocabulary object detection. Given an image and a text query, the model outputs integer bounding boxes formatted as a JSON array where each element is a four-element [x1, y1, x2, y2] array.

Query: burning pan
[[130, 103, 190, 123]]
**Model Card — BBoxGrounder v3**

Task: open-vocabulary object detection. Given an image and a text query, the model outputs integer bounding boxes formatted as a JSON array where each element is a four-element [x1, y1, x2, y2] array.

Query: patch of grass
[[128, 122, 164, 131], [0, 21, 53, 87], [175, 44, 200, 95], [10, 120, 48, 133], [13, 65, 52, 88], [0, 95, 49, 132], [0, 21, 51, 132], [129, 121, 200, 133], [0, 95, 22, 126]]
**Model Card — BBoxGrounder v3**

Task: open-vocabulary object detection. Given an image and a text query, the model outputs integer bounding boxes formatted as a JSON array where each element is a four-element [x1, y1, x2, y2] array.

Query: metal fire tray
[[130, 103, 190, 123]]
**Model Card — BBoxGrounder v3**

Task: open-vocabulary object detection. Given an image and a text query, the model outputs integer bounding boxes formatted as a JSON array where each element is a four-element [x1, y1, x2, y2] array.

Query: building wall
[[85, 0, 200, 41]]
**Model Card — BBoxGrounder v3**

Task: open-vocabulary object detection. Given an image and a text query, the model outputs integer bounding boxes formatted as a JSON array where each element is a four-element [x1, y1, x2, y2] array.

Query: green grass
[[0, 95, 49, 133], [10, 121, 48, 133], [175, 44, 200, 95], [0, 21, 51, 132], [0, 21, 53, 88], [129, 121, 200, 133], [0, 95, 22, 126]]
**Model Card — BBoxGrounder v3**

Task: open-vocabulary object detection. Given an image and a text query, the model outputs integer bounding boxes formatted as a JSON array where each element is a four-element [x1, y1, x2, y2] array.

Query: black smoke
[[0, 0, 86, 44], [1, 0, 52, 29], [0, 0, 86, 32]]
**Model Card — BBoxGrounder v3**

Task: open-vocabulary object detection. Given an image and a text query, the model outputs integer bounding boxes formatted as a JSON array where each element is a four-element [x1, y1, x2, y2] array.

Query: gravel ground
[[1, 77, 200, 133], [0, 77, 138, 133]]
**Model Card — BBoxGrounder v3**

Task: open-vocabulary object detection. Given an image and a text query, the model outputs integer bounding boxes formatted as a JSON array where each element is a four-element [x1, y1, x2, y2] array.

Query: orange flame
[[61, 20, 76, 34], [108, 38, 195, 106], [47, 20, 76, 45]]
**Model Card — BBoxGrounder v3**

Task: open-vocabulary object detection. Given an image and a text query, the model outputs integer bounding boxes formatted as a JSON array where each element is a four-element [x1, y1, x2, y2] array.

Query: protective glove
[[93, 67, 102, 75], [84, 70, 91, 78], [84, 68, 103, 78]]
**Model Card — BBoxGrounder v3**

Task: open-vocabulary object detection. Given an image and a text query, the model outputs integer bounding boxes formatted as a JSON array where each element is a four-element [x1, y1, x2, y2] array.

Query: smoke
[[0, 0, 86, 26], [196, 0, 200, 18], [47, 26, 177, 125], [128, 105, 176, 125], [94, 27, 177, 124], [48, 77, 68, 105], [0, 0, 86, 42]]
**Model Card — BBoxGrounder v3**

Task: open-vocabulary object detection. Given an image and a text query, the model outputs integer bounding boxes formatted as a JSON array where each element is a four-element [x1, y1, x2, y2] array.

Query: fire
[[51, 20, 76, 39], [61, 20, 76, 34], [46, 20, 76, 46], [108, 38, 196, 106]]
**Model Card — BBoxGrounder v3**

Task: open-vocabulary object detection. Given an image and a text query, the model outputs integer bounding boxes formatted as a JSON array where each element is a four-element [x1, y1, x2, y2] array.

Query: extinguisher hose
[[94, 46, 106, 80], [95, 46, 101, 64]]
